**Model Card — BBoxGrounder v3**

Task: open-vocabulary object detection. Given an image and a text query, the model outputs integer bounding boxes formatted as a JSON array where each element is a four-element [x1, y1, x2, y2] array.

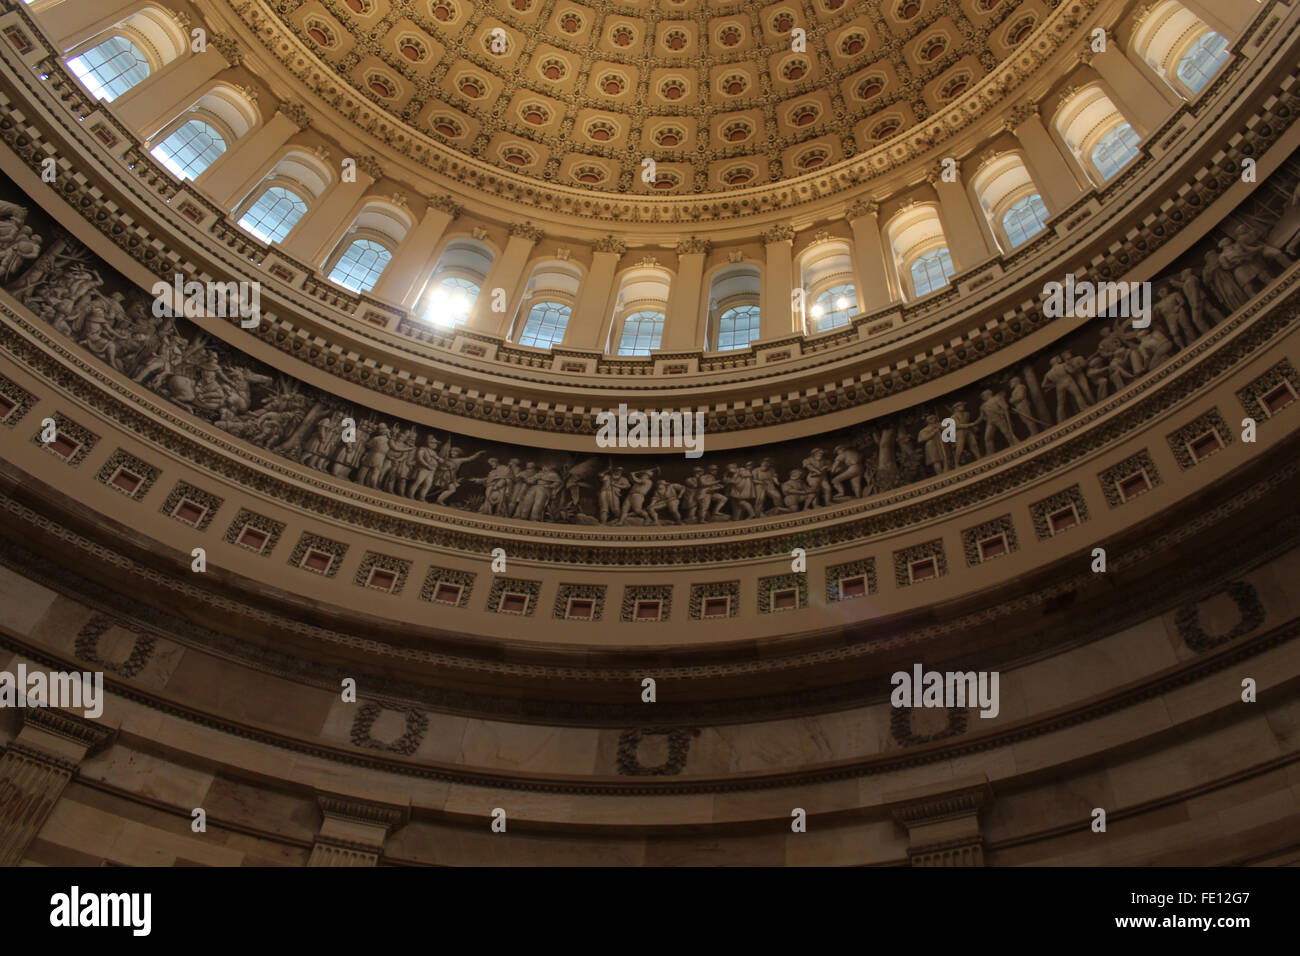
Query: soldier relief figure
[[1, 151, 1295, 526]]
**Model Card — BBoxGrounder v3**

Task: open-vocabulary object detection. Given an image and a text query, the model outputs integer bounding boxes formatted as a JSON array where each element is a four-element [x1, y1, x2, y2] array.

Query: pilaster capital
[[427, 194, 463, 217], [593, 236, 627, 255], [509, 222, 545, 244], [209, 32, 243, 67], [846, 198, 880, 223], [279, 101, 312, 132], [355, 155, 384, 181], [675, 237, 711, 256], [760, 224, 796, 245]]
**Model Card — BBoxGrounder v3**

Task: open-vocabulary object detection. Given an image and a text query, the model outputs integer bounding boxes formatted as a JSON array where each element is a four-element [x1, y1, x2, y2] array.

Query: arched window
[[910, 248, 955, 296], [237, 186, 308, 244], [811, 284, 856, 332], [707, 264, 761, 349], [1090, 123, 1140, 181], [421, 239, 494, 324], [422, 276, 480, 326], [327, 239, 392, 292], [616, 310, 665, 355], [717, 305, 760, 350], [150, 120, 227, 180], [798, 240, 858, 334], [67, 35, 150, 101], [885, 204, 954, 299], [517, 301, 571, 349], [1176, 31, 1230, 93], [1001, 194, 1050, 248]]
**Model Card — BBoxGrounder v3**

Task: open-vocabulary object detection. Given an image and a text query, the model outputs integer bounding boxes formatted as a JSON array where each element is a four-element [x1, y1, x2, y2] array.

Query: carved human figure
[[1154, 285, 1197, 350], [802, 448, 833, 506], [408, 434, 442, 502], [979, 390, 1018, 453], [1041, 355, 1086, 423], [949, 401, 981, 465], [781, 468, 817, 510], [723, 463, 756, 520], [752, 458, 783, 515], [355, 423, 390, 487], [1170, 267, 1223, 334], [434, 447, 485, 505], [1203, 240, 1250, 312], [917, 414, 949, 475], [598, 467, 629, 524], [619, 468, 658, 523], [648, 480, 684, 524], [830, 445, 865, 498]]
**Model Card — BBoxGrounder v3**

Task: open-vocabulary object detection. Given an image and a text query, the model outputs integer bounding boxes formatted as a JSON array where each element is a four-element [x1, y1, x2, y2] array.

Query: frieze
[[1, 149, 1296, 530]]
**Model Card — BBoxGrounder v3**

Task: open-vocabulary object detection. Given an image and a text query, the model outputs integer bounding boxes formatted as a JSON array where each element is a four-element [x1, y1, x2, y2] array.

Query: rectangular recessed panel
[[840, 576, 867, 599], [772, 588, 798, 609], [500, 592, 528, 613], [1263, 383, 1296, 414], [1189, 431, 1222, 461], [237, 526, 269, 551], [979, 535, 1007, 560], [1118, 471, 1150, 501], [110, 468, 142, 494], [567, 598, 594, 619], [50, 432, 80, 459], [368, 568, 397, 591], [173, 499, 206, 525], [703, 597, 729, 617], [0, 394, 15, 419], [635, 600, 661, 620], [435, 583, 462, 604], [1049, 507, 1078, 533], [910, 558, 937, 581], [302, 549, 332, 573]]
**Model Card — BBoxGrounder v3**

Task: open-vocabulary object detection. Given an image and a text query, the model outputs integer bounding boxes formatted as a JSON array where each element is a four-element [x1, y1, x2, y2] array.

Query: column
[[369, 195, 462, 308], [663, 238, 710, 350], [1087, 49, 1175, 136], [760, 224, 796, 339], [563, 239, 624, 350], [307, 793, 407, 867], [0, 707, 115, 865], [30, 0, 144, 52], [930, 168, 993, 272], [846, 199, 896, 310], [201, 105, 307, 211], [278, 158, 379, 266], [112, 48, 231, 141], [889, 779, 991, 867], [466, 223, 542, 337], [1178, 0, 1258, 39], [1009, 104, 1087, 213]]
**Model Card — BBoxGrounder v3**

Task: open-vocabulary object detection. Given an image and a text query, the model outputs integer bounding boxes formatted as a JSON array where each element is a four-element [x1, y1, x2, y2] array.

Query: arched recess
[[608, 266, 672, 355], [323, 201, 413, 294], [706, 264, 761, 351], [417, 238, 496, 327], [508, 260, 582, 343], [63, 4, 187, 101], [970, 153, 1052, 253], [146, 84, 259, 183], [1131, 1, 1232, 99], [884, 204, 955, 300], [1053, 84, 1142, 187], [798, 240, 858, 334], [233, 149, 331, 245]]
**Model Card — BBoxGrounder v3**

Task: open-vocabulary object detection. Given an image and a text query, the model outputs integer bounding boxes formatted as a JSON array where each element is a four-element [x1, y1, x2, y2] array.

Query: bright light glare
[[810, 303, 824, 318], [835, 296, 849, 310]]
